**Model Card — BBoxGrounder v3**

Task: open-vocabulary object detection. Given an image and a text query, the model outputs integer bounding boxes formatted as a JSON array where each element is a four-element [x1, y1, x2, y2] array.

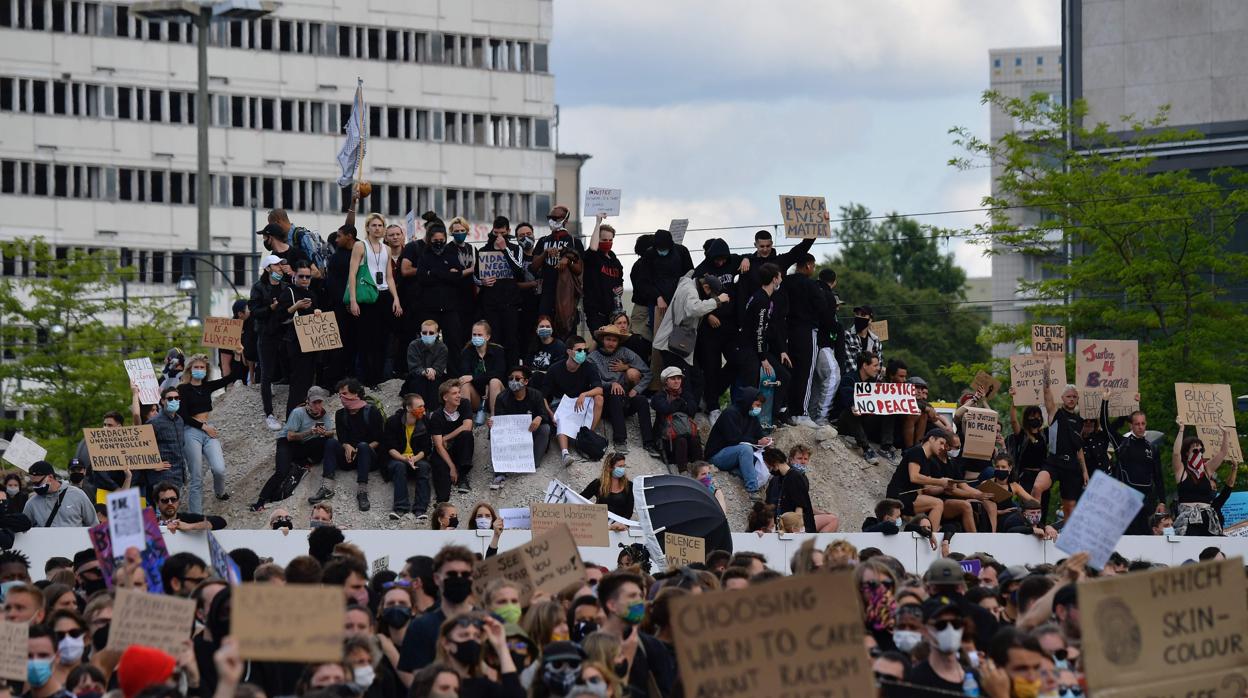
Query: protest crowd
[[0, 191, 1245, 698]]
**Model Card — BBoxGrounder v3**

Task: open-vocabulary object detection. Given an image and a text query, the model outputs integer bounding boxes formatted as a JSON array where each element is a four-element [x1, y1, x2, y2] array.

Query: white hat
[[261, 254, 283, 268], [661, 366, 684, 380]]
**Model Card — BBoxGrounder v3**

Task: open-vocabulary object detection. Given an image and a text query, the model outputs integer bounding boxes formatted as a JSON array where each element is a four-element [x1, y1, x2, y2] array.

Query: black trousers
[[258, 335, 283, 417], [605, 392, 654, 445], [356, 300, 391, 387], [785, 325, 818, 418], [284, 339, 316, 418], [695, 322, 735, 413], [484, 302, 522, 370], [257, 437, 326, 505], [432, 434, 474, 503]]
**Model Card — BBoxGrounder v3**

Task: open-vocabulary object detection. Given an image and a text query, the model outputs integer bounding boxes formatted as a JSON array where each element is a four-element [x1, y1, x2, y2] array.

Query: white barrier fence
[[12, 528, 1247, 578]]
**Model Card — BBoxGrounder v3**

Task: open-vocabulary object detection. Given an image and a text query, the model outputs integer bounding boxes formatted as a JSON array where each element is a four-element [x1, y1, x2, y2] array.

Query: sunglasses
[[444, 571, 472, 580], [1058, 686, 1083, 696], [54, 629, 85, 642], [860, 580, 894, 590], [383, 580, 413, 590], [547, 659, 581, 672], [159, 496, 179, 504], [928, 619, 964, 631]]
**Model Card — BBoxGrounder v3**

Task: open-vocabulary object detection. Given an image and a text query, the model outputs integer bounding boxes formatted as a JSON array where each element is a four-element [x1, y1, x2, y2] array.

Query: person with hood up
[[653, 272, 730, 413], [703, 387, 773, 497], [629, 228, 694, 336], [691, 238, 747, 414]]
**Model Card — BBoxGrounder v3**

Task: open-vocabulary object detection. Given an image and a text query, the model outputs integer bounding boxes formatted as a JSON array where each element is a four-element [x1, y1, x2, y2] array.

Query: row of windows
[[993, 55, 1063, 68], [0, 241, 258, 288], [0, 158, 553, 227], [0, 0, 550, 72]]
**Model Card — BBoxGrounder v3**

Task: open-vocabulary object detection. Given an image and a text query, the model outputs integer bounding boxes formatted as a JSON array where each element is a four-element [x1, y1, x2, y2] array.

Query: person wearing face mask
[[735, 263, 792, 421], [417, 216, 473, 367], [178, 354, 244, 513], [144, 386, 187, 499], [595, 571, 674, 698], [983, 627, 1051, 698], [249, 253, 291, 431], [530, 205, 584, 319], [492, 365, 555, 474], [431, 613, 522, 697], [446, 216, 480, 354], [548, 337, 607, 467], [903, 597, 979, 696], [383, 393, 433, 522], [579, 454, 634, 526], [1007, 394, 1052, 510], [396, 546, 479, 680], [630, 228, 693, 339], [66, 663, 107, 698], [526, 316, 565, 399], [457, 320, 507, 421], [254, 387, 335, 512], [343, 634, 399, 698], [377, 581, 416, 658], [582, 213, 625, 334], [48, 610, 87, 683], [704, 387, 773, 498], [318, 379, 385, 512], [841, 304, 884, 378], [402, 319, 450, 408], [588, 325, 655, 456], [510, 223, 542, 350], [26, 624, 73, 698], [3, 472, 28, 513], [476, 222, 527, 370], [688, 461, 728, 514], [276, 259, 321, 415], [22, 462, 97, 528], [652, 274, 729, 418], [690, 238, 747, 412], [890, 604, 926, 661]]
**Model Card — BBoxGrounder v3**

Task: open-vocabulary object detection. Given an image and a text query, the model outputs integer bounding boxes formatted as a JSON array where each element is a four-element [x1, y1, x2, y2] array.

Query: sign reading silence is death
[[777, 195, 830, 239], [294, 312, 343, 352]]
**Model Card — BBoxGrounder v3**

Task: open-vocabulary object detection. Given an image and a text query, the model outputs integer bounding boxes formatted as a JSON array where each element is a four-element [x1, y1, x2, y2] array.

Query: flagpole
[[353, 78, 366, 189]]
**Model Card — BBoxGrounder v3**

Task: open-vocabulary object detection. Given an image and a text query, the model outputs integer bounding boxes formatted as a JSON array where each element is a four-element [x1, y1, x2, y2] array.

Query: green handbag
[[345, 267, 380, 305]]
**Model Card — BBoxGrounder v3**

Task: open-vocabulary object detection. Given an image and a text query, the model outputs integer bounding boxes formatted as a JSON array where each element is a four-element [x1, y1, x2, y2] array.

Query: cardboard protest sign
[[500, 507, 531, 529], [852, 382, 920, 416], [544, 479, 640, 528], [294, 312, 343, 352], [472, 524, 585, 605], [1079, 557, 1247, 696], [490, 414, 536, 473], [124, 358, 162, 404], [207, 531, 241, 584], [1031, 324, 1066, 355], [663, 532, 705, 568], [0, 620, 26, 681], [2, 432, 46, 471], [777, 194, 830, 239], [89, 507, 168, 594], [1056, 471, 1144, 570], [83, 425, 162, 471], [583, 187, 621, 217], [233, 583, 344, 662], [668, 219, 689, 246], [1075, 339, 1139, 418], [970, 370, 1002, 401], [961, 407, 999, 460], [976, 479, 1013, 504], [1197, 425, 1244, 465], [670, 570, 872, 698], [1009, 354, 1065, 406], [868, 320, 889, 341], [107, 489, 145, 562], [1175, 383, 1236, 428], [530, 502, 609, 547], [109, 588, 196, 657], [1096, 665, 1248, 698], [477, 250, 514, 281], [201, 317, 243, 350]]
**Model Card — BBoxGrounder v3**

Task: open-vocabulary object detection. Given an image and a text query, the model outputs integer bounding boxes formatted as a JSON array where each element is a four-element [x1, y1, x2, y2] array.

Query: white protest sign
[[583, 188, 622, 217], [544, 478, 639, 528], [372, 556, 390, 576], [124, 358, 162, 405], [490, 414, 536, 473], [500, 507, 531, 529], [107, 488, 146, 563], [852, 382, 921, 416], [668, 219, 689, 246], [1056, 471, 1144, 569], [477, 250, 514, 281], [2, 433, 46, 471]]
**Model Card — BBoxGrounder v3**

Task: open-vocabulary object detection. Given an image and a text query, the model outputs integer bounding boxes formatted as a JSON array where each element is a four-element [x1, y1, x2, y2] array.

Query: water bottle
[[962, 671, 980, 697]]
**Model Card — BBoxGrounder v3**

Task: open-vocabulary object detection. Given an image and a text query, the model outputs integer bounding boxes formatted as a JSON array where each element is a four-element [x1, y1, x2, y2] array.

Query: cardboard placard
[[543, 479, 640, 528], [207, 531, 241, 584], [500, 507, 531, 529], [2, 432, 46, 471], [1009, 354, 1065, 406], [1175, 383, 1236, 428], [233, 583, 344, 662], [372, 555, 390, 576], [970, 370, 1002, 401], [0, 620, 26, 681], [778, 195, 830, 239], [472, 524, 585, 605], [670, 570, 872, 698], [109, 588, 196, 657], [201, 317, 243, 350], [89, 508, 168, 594], [530, 502, 609, 547], [668, 219, 689, 246], [1096, 665, 1248, 698], [1197, 425, 1244, 465], [961, 407, 998, 460], [124, 358, 162, 404], [868, 320, 889, 341], [664, 532, 705, 568], [490, 414, 536, 473], [1079, 557, 1247, 696], [477, 250, 514, 281], [1056, 471, 1144, 570], [852, 382, 920, 416], [976, 479, 1013, 504], [83, 425, 163, 471], [583, 187, 622, 217], [106, 489, 145, 563], [1031, 324, 1066, 355], [294, 311, 344, 352], [1075, 339, 1139, 418]]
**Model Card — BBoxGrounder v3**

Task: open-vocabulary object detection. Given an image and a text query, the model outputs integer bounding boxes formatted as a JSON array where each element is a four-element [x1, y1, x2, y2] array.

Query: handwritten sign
[[1010, 354, 1065, 406], [868, 320, 889, 341], [294, 311, 343, 352], [962, 407, 998, 460], [2, 432, 46, 471], [1079, 557, 1247, 696], [668, 219, 689, 246], [583, 187, 622, 217], [201, 317, 243, 350], [670, 570, 872, 698], [1096, 666, 1248, 698], [1056, 471, 1144, 570], [1075, 339, 1139, 418], [852, 382, 920, 416], [500, 507, 531, 529], [89, 508, 168, 594], [477, 250, 514, 281], [1031, 324, 1066, 355], [664, 532, 705, 568], [207, 531, 241, 585], [109, 588, 196, 657], [0, 620, 26, 681], [472, 524, 585, 606], [1176, 384, 1236, 427], [544, 479, 640, 528], [124, 358, 162, 404], [531, 503, 609, 547], [970, 370, 1002, 402], [490, 414, 536, 473], [777, 195, 830, 239], [233, 583, 344, 662], [107, 488, 145, 563], [372, 555, 390, 576], [1197, 425, 1244, 465], [83, 425, 162, 471], [977, 479, 1013, 504]]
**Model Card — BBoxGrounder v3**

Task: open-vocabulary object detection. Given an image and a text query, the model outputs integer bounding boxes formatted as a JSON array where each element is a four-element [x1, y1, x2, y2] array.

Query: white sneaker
[[709, 409, 721, 427], [792, 416, 818, 428], [265, 415, 282, 431]]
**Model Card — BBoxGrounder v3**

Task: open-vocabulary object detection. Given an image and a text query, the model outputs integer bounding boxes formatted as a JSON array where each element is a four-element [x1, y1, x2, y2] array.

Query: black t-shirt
[[580, 478, 634, 519], [776, 469, 815, 533], [494, 388, 547, 419], [532, 232, 584, 288], [548, 360, 602, 402], [904, 661, 971, 696], [428, 408, 471, 443], [1050, 407, 1085, 464], [887, 446, 933, 498], [169, 512, 227, 530]]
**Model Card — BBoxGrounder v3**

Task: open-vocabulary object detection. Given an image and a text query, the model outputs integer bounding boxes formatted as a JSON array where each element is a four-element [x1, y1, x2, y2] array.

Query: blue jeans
[[387, 458, 431, 514], [183, 425, 227, 514], [710, 443, 759, 492], [324, 439, 374, 484]]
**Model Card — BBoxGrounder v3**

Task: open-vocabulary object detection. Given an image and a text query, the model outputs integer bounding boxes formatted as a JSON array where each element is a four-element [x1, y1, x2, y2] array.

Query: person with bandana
[[1171, 419, 1232, 536], [397, 546, 479, 681], [689, 462, 728, 514], [594, 571, 674, 698], [22, 462, 96, 528], [530, 205, 585, 320], [321, 379, 385, 513], [382, 393, 433, 523]]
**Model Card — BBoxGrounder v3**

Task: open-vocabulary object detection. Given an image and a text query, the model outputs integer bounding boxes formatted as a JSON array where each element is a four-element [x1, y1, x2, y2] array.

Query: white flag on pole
[[405, 210, 416, 241], [336, 80, 366, 187]]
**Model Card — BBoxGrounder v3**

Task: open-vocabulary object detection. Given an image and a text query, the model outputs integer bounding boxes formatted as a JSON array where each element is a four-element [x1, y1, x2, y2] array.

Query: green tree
[[834, 203, 968, 296], [0, 240, 198, 465]]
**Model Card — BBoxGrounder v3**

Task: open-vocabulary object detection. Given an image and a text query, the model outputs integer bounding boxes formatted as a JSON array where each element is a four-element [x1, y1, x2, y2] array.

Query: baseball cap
[[260, 254, 283, 268], [924, 558, 963, 585], [853, 305, 874, 317], [921, 594, 962, 621], [909, 376, 929, 388], [29, 461, 55, 477], [700, 274, 724, 294], [307, 386, 330, 403], [661, 366, 684, 380], [999, 565, 1030, 587], [257, 223, 284, 237]]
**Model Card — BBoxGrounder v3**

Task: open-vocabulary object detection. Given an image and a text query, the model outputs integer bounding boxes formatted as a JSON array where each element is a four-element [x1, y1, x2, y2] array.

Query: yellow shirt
[[402, 424, 414, 456]]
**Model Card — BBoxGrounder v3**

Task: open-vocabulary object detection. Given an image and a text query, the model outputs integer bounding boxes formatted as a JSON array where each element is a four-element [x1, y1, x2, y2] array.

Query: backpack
[[292, 226, 332, 273], [274, 464, 308, 502], [575, 426, 608, 461]]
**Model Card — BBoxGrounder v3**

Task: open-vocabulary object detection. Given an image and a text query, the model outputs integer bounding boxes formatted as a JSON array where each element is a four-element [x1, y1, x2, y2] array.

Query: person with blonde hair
[[178, 353, 242, 512], [447, 216, 479, 358], [579, 453, 633, 526], [347, 211, 403, 386]]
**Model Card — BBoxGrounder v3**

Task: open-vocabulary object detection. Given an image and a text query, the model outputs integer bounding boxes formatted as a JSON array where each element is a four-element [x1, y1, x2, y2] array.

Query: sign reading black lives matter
[[294, 312, 343, 352]]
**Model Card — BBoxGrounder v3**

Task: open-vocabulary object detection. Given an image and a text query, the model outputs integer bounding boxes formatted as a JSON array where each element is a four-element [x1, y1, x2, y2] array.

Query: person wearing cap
[[265, 208, 321, 278], [22, 461, 97, 528], [276, 258, 322, 416], [737, 228, 815, 328], [651, 365, 702, 472], [653, 271, 730, 413], [588, 325, 656, 456], [253, 386, 336, 512], [491, 365, 554, 475], [249, 252, 292, 432], [923, 557, 1000, 650], [808, 267, 846, 426], [631, 228, 694, 336], [903, 594, 978, 695], [842, 304, 883, 377], [583, 212, 626, 336], [530, 204, 584, 319], [535, 640, 587, 697]]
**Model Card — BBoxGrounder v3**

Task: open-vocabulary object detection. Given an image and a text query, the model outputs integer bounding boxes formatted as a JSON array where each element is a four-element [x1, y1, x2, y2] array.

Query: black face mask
[[263, 238, 273, 252], [451, 639, 482, 667], [380, 606, 412, 629], [571, 619, 599, 643], [81, 577, 107, 597], [1025, 417, 1043, 429], [69, 472, 86, 484], [91, 623, 109, 652], [431, 241, 446, 254], [854, 316, 871, 333], [446, 516, 459, 530], [442, 576, 472, 604]]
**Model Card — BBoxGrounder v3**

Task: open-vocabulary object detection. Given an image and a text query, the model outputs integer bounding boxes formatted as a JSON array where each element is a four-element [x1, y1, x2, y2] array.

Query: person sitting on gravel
[[690, 461, 728, 514], [651, 366, 702, 473], [832, 350, 884, 465], [429, 379, 476, 501], [490, 365, 554, 486], [456, 320, 507, 421], [253, 386, 334, 512], [312, 379, 384, 513], [580, 453, 634, 528], [402, 319, 449, 408], [548, 336, 606, 467], [383, 393, 433, 523], [588, 324, 657, 457], [704, 386, 772, 499]]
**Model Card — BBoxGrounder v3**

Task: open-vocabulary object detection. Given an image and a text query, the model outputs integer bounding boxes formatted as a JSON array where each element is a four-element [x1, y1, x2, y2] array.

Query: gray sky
[[552, 1, 1061, 278]]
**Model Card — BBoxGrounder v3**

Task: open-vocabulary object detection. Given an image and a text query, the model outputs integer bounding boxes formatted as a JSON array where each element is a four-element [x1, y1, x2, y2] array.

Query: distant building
[[556, 152, 591, 236]]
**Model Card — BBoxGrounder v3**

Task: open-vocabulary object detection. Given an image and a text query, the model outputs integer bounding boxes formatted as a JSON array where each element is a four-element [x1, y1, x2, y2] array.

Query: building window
[[992, 58, 1001, 68], [1014, 57, 1022, 67], [1036, 56, 1044, 66]]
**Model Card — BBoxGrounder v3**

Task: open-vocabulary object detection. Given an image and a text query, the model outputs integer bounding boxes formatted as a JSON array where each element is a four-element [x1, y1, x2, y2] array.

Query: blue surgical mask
[[165, 399, 180, 414], [421, 334, 437, 346], [269, 271, 284, 282], [573, 350, 587, 365], [471, 336, 486, 347], [27, 659, 52, 688], [657, 248, 670, 257], [190, 369, 207, 381], [452, 232, 468, 244], [612, 467, 626, 479], [0, 580, 23, 601], [749, 406, 762, 417], [537, 327, 553, 339]]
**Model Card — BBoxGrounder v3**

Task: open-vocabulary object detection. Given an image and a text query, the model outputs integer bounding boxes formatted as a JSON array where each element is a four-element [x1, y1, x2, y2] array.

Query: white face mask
[[933, 625, 964, 654], [58, 634, 85, 663], [892, 630, 923, 652], [948, 449, 961, 458], [353, 665, 376, 688], [548, 218, 563, 231]]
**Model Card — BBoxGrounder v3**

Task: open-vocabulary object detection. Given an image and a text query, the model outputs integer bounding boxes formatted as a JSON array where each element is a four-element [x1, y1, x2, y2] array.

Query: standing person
[[1104, 395, 1165, 535], [809, 268, 846, 426], [324, 221, 359, 386], [249, 253, 288, 432], [1171, 420, 1232, 536], [456, 321, 507, 419], [596, 571, 676, 696], [1030, 357, 1090, 520], [583, 213, 625, 332], [651, 366, 702, 473], [447, 216, 480, 352], [529, 205, 584, 320], [347, 212, 404, 387], [736, 263, 791, 411], [630, 228, 694, 336], [653, 272, 729, 413], [841, 305, 884, 378], [265, 208, 323, 279], [383, 393, 432, 523], [588, 325, 656, 456], [220, 299, 254, 383], [417, 218, 473, 374], [736, 229, 814, 329], [580, 454, 634, 526], [761, 447, 816, 534], [526, 315, 565, 399], [384, 223, 410, 379], [553, 246, 584, 339], [320, 378, 385, 512], [22, 462, 97, 528], [548, 337, 606, 467], [690, 239, 746, 415], [253, 387, 334, 512], [704, 387, 772, 498], [146, 386, 187, 495], [398, 213, 432, 358], [179, 354, 242, 512], [833, 351, 883, 464], [782, 254, 823, 427], [475, 230, 527, 369], [402, 319, 449, 408], [429, 379, 476, 500], [512, 222, 542, 352], [276, 259, 320, 417], [491, 365, 554, 477]]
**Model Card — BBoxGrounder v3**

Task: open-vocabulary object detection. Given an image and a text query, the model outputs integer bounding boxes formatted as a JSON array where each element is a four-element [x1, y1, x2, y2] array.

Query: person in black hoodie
[[627, 233, 656, 341], [383, 393, 433, 522], [324, 378, 385, 512], [248, 253, 288, 431], [630, 228, 694, 337], [704, 386, 773, 496], [783, 253, 824, 427], [476, 229, 527, 369], [736, 262, 791, 412], [275, 259, 319, 417], [736, 229, 815, 326], [691, 238, 747, 413], [416, 219, 472, 375], [530, 205, 584, 319], [810, 268, 846, 425], [582, 212, 626, 331]]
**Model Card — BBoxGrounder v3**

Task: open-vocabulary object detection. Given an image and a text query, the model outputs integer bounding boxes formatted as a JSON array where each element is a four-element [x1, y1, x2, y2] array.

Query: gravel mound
[[201, 381, 889, 531]]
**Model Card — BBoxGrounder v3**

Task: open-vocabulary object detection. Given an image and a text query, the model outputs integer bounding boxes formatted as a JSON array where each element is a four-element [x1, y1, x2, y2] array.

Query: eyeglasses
[[54, 629, 84, 642], [1058, 686, 1083, 696], [860, 580, 895, 590], [928, 619, 964, 631], [547, 659, 581, 672], [383, 580, 413, 590], [159, 496, 179, 504]]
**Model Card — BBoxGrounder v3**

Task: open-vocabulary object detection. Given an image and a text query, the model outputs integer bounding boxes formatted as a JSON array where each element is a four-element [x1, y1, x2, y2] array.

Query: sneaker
[[415, 513, 430, 524], [792, 415, 818, 428], [748, 489, 765, 503], [357, 491, 371, 512], [614, 441, 629, 455], [388, 510, 403, 521], [864, 448, 880, 466], [561, 452, 575, 467], [265, 414, 282, 431], [474, 409, 487, 426], [216, 492, 230, 501], [490, 475, 506, 491], [457, 479, 471, 494], [308, 486, 334, 504], [643, 442, 661, 459], [709, 409, 721, 426], [880, 447, 897, 461], [402, 511, 416, 521]]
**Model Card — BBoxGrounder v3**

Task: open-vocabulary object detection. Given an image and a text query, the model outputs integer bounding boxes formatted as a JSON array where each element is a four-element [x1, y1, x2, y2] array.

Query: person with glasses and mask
[[397, 545, 478, 683], [153, 482, 225, 532], [902, 596, 979, 697], [159, 552, 208, 597], [22, 462, 97, 529], [267, 508, 294, 535], [402, 319, 449, 408], [276, 259, 321, 416], [434, 612, 522, 697]]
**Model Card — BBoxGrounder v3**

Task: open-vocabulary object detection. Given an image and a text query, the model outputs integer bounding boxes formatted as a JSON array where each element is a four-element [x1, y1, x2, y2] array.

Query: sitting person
[[255, 386, 334, 512], [547, 336, 606, 467], [490, 365, 554, 481], [320, 379, 385, 513], [862, 498, 904, 535], [580, 453, 634, 529], [588, 324, 656, 456], [650, 366, 702, 472], [383, 393, 433, 523], [690, 461, 728, 514], [429, 379, 476, 500], [154, 481, 226, 531], [456, 320, 506, 419], [402, 319, 449, 408], [704, 387, 772, 498]]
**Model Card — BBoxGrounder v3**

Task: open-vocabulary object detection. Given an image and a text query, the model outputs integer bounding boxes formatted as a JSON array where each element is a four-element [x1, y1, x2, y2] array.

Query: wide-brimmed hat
[[593, 325, 629, 341]]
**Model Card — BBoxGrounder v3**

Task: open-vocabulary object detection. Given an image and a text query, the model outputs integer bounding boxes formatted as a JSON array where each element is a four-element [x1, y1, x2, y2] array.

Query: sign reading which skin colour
[[583, 188, 622, 217], [777, 195, 830, 239], [852, 382, 920, 416]]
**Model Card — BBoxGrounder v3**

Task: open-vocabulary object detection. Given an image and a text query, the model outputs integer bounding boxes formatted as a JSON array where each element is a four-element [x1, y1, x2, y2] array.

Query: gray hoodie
[[587, 345, 651, 390]]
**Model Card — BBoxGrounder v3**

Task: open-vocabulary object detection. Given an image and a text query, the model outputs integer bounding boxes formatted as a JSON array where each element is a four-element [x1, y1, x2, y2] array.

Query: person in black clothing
[[809, 268, 846, 425], [1104, 395, 1165, 535], [704, 387, 772, 495], [782, 254, 823, 427], [446, 216, 479, 354], [885, 429, 953, 526], [526, 316, 565, 399], [429, 379, 476, 501], [255, 386, 334, 512], [416, 219, 473, 375], [456, 320, 507, 417], [491, 365, 553, 470], [630, 228, 694, 337], [580, 453, 634, 524], [530, 205, 584, 318], [322, 378, 384, 512], [903, 595, 979, 695], [397, 215, 430, 365], [862, 498, 905, 535], [512, 222, 542, 353], [547, 337, 606, 467], [249, 253, 288, 431], [596, 570, 676, 696], [833, 351, 884, 464], [219, 298, 254, 383], [736, 229, 815, 325], [383, 393, 433, 522], [760, 447, 815, 533], [1031, 356, 1089, 520], [736, 262, 791, 408], [276, 259, 320, 417], [582, 212, 626, 334], [476, 230, 527, 369], [691, 238, 747, 413], [323, 223, 359, 386]]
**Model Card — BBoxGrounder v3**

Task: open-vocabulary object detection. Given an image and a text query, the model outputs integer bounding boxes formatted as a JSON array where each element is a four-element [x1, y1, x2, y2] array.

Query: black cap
[[921, 594, 962, 621], [700, 274, 724, 294], [508, 365, 532, 378], [541, 641, 586, 665], [853, 305, 874, 317], [257, 223, 284, 237], [68, 460, 86, 471], [653, 229, 673, 250], [29, 460, 55, 477], [1053, 583, 1078, 609]]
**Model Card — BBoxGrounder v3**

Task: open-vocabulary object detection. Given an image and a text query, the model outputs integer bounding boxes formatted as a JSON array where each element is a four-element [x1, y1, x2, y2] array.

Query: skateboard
[[759, 367, 781, 431]]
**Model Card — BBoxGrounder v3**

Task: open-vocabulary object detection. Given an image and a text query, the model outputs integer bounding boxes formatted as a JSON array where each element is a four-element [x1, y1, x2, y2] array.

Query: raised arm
[[587, 212, 606, 251], [1172, 419, 1186, 479], [1008, 386, 1021, 434], [1042, 356, 1058, 421], [1207, 426, 1232, 476]]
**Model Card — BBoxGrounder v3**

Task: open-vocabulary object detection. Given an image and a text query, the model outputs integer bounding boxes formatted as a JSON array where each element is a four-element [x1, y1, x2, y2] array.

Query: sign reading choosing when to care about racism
[[852, 382, 921, 416], [778, 195, 831, 239]]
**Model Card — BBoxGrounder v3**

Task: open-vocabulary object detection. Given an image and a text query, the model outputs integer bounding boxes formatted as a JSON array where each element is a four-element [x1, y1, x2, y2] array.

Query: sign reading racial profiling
[[1075, 339, 1139, 418], [477, 250, 515, 281], [1010, 354, 1066, 406], [1176, 383, 1244, 463], [83, 426, 162, 471], [201, 317, 243, 350], [1031, 324, 1066, 355], [778, 195, 830, 239], [294, 312, 343, 352], [961, 407, 998, 460], [1079, 557, 1248, 697], [670, 570, 873, 698], [530, 503, 609, 547], [472, 524, 585, 605], [852, 382, 920, 416]]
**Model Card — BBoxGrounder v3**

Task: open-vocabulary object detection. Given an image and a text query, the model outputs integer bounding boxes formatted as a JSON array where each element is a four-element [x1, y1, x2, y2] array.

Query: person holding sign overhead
[[583, 212, 626, 334], [1171, 419, 1232, 535], [1030, 356, 1089, 521]]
